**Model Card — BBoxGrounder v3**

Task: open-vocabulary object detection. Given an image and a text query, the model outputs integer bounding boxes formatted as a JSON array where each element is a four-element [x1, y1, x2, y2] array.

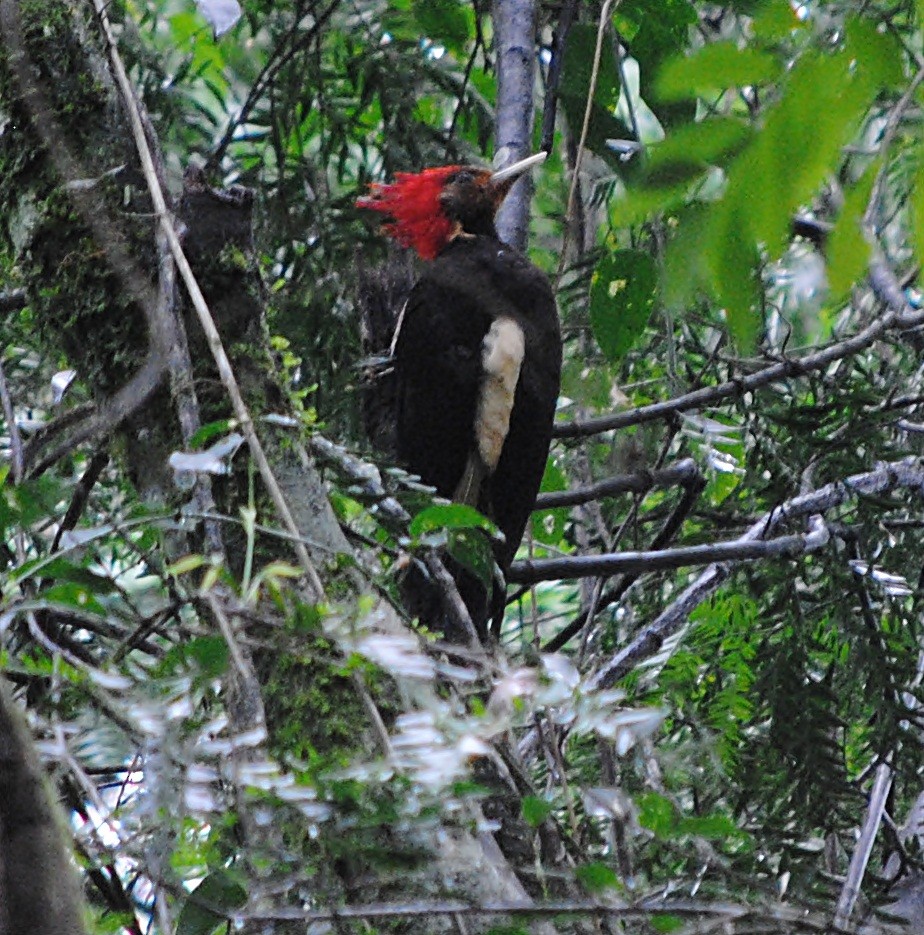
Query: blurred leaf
[[410, 503, 495, 536], [173, 636, 230, 679], [650, 915, 685, 933], [843, 17, 904, 92], [590, 249, 658, 362], [644, 116, 752, 187], [656, 43, 780, 101], [575, 861, 621, 893], [37, 560, 117, 594], [914, 144, 924, 264], [521, 795, 554, 828], [638, 792, 677, 837], [616, 0, 698, 126], [827, 162, 877, 299], [412, 0, 472, 55], [531, 457, 568, 545]]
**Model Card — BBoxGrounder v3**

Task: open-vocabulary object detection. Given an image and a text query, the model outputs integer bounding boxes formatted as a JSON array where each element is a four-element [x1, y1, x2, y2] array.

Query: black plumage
[[357, 156, 561, 637], [394, 235, 561, 571]]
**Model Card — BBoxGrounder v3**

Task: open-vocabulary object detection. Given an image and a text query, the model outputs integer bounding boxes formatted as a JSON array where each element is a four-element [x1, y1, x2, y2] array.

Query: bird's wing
[[393, 270, 489, 500]]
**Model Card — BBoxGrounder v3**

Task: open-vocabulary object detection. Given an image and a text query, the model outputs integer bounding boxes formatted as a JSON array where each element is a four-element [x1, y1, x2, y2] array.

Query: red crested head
[[357, 154, 548, 260], [356, 166, 462, 261]]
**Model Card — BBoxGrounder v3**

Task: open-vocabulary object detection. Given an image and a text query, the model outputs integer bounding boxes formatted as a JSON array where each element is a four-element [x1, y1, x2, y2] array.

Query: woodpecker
[[357, 153, 561, 635]]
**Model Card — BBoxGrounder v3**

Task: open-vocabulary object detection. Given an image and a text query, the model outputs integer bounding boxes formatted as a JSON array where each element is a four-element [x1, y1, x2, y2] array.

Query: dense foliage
[[3, 0, 924, 932]]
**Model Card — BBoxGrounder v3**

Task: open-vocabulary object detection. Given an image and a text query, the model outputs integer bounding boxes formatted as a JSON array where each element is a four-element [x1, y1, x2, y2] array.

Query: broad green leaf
[[521, 795, 554, 828], [175, 871, 246, 935], [589, 249, 658, 362], [844, 18, 904, 92], [656, 43, 780, 101], [707, 203, 761, 350], [410, 503, 495, 537], [739, 46, 874, 257], [827, 162, 877, 299], [645, 116, 751, 187], [575, 861, 621, 893]]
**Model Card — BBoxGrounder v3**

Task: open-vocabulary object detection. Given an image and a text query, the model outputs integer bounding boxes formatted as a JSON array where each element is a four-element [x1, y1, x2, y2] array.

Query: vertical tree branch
[[492, 0, 538, 250]]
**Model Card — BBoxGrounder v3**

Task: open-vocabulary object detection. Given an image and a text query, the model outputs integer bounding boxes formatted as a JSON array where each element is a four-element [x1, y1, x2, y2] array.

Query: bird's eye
[[452, 169, 475, 185]]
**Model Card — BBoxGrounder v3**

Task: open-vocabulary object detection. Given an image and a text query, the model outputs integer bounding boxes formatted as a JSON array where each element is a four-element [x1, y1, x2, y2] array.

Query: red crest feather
[[356, 166, 461, 261]]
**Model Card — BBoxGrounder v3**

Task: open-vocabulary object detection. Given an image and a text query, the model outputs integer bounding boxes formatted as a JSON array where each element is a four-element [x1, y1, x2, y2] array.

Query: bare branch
[[509, 528, 825, 585], [534, 458, 701, 509]]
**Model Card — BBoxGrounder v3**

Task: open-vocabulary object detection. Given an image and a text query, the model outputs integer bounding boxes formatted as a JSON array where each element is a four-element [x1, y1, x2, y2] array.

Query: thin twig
[[555, 0, 618, 286]]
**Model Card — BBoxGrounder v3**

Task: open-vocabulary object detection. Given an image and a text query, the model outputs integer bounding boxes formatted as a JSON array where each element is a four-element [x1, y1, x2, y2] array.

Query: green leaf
[[38, 559, 118, 594], [677, 811, 741, 839], [531, 457, 568, 545], [650, 915, 685, 933], [913, 145, 924, 265], [521, 795, 554, 828], [589, 249, 658, 362], [827, 162, 877, 299], [707, 203, 760, 350], [616, 0, 697, 125], [410, 503, 495, 537], [844, 17, 904, 92], [412, 0, 472, 55], [637, 792, 677, 837], [656, 43, 780, 101], [188, 419, 235, 449], [645, 116, 752, 187], [446, 528, 494, 587], [575, 861, 621, 893], [176, 871, 247, 935], [42, 582, 109, 617], [738, 45, 874, 257]]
